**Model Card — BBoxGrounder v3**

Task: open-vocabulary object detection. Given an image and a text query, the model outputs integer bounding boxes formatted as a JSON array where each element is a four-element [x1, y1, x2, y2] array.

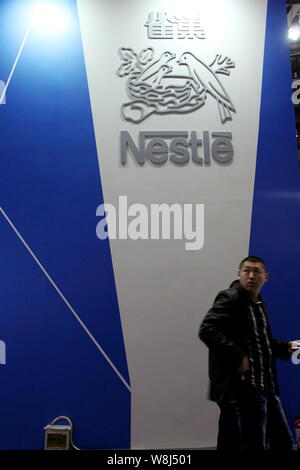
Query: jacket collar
[[237, 285, 265, 305]]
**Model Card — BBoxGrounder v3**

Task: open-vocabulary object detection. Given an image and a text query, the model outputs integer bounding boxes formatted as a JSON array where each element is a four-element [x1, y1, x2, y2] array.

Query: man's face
[[238, 261, 269, 297]]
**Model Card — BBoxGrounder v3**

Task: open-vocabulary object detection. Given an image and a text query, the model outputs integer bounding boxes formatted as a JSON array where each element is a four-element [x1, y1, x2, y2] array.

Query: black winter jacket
[[199, 286, 290, 403]]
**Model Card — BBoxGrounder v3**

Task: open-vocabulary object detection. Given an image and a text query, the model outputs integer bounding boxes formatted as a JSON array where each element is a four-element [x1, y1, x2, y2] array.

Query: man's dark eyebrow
[[242, 266, 264, 271]]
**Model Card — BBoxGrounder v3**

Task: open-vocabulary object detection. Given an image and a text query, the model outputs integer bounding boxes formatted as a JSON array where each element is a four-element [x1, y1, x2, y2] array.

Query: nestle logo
[[118, 48, 236, 124], [120, 130, 233, 165]]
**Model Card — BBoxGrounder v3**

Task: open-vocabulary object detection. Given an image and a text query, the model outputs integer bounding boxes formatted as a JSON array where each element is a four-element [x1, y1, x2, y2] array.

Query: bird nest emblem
[[117, 48, 236, 124]]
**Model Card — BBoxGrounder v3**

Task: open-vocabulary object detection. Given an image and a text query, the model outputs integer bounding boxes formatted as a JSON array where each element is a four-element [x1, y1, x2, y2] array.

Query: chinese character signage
[[145, 12, 205, 40]]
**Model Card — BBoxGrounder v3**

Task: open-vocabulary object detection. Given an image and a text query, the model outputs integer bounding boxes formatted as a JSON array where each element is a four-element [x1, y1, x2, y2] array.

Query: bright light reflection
[[288, 24, 300, 42], [32, 2, 69, 34]]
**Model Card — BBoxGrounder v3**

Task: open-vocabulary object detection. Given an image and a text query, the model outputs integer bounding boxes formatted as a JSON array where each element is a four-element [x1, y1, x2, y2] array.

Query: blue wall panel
[[0, 0, 130, 449], [250, 0, 300, 437]]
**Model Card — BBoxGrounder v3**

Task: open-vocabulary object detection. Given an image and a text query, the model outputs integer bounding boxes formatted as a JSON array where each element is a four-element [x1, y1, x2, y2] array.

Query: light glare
[[32, 2, 69, 34], [288, 24, 300, 41]]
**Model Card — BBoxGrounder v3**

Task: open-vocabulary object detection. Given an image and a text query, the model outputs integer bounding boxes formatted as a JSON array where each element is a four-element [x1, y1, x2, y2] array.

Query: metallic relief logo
[[118, 48, 236, 124], [145, 12, 205, 40]]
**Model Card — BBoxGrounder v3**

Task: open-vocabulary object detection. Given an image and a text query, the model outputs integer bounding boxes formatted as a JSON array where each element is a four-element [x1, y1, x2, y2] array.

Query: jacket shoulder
[[214, 286, 244, 303]]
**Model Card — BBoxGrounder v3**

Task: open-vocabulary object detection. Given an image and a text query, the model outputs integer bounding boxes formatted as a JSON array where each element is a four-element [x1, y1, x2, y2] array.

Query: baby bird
[[135, 51, 175, 84], [151, 64, 172, 88]]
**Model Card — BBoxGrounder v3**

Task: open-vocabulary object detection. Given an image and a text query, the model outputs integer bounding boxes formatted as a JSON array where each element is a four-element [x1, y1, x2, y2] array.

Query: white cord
[[50, 416, 80, 450]]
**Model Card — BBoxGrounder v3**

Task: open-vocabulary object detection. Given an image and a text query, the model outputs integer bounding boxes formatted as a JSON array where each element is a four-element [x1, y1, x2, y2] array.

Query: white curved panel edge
[[76, 0, 268, 449]]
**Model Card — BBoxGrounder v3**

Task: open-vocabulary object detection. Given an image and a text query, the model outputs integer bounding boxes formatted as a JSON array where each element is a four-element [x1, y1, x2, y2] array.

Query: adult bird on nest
[[178, 52, 236, 123]]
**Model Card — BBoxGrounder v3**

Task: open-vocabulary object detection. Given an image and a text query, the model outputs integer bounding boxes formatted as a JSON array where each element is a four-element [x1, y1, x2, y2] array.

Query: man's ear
[[265, 272, 269, 282]]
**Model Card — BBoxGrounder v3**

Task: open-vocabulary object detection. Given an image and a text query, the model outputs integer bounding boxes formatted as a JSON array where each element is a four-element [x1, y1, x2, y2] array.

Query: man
[[199, 256, 295, 451]]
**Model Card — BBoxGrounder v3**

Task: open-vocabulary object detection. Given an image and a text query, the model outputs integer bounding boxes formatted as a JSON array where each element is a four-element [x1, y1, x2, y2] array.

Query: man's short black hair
[[239, 256, 267, 272]]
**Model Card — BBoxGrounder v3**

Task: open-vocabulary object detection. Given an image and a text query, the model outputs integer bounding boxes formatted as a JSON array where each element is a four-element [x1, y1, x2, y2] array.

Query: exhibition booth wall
[[0, 0, 299, 449]]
